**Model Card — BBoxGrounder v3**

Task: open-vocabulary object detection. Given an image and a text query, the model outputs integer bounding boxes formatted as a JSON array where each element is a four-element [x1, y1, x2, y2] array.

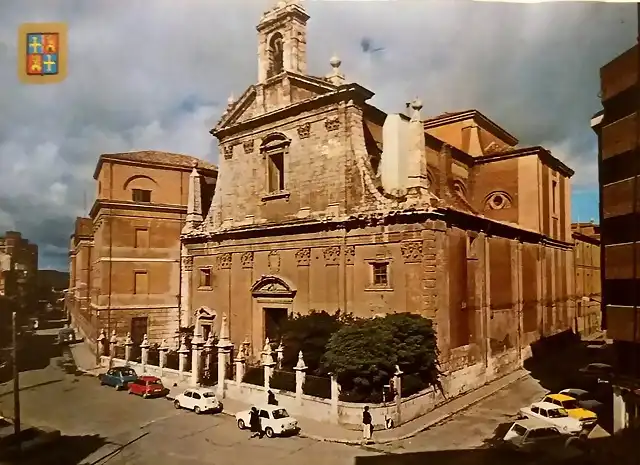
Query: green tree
[[280, 310, 343, 374]]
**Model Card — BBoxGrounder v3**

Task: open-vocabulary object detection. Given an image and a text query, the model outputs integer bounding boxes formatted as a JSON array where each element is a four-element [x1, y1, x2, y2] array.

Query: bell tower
[[257, 0, 309, 83]]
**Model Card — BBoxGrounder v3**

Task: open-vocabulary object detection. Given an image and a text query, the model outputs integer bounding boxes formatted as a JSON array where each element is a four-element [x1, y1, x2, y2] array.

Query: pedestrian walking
[[267, 390, 278, 406], [249, 407, 261, 439], [362, 406, 373, 441]]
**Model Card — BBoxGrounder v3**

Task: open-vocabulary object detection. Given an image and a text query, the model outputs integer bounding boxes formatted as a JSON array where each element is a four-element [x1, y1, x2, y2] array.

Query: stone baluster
[[178, 335, 189, 373], [159, 339, 168, 375], [330, 373, 340, 424], [124, 332, 134, 364], [97, 329, 107, 357], [109, 330, 117, 368], [140, 334, 150, 373], [393, 365, 403, 426], [241, 336, 251, 364], [293, 351, 307, 405], [235, 346, 246, 383], [262, 339, 276, 394], [191, 333, 204, 386], [216, 314, 233, 398], [275, 341, 284, 369]]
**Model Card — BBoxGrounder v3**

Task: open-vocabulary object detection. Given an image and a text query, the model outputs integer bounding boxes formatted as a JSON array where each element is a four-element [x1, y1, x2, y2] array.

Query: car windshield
[[148, 379, 162, 385], [511, 424, 527, 437], [561, 400, 579, 410], [271, 409, 289, 419], [547, 408, 568, 418], [120, 369, 136, 376], [203, 392, 216, 398]]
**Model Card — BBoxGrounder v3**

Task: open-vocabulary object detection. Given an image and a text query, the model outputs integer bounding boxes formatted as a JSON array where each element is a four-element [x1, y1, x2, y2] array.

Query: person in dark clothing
[[267, 390, 278, 406], [249, 407, 261, 438], [362, 406, 373, 440]]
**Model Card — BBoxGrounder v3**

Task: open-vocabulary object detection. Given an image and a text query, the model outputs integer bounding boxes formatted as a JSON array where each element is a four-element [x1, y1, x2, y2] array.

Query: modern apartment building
[[592, 43, 640, 431]]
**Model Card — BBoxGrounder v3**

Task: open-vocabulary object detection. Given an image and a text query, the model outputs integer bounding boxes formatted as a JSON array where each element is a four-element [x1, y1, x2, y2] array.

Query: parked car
[[558, 388, 605, 413], [518, 402, 584, 435], [236, 405, 299, 438], [128, 376, 166, 398], [500, 418, 586, 459], [541, 393, 598, 427], [578, 363, 613, 382], [99, 366, 138, 390], [173, 388, 223, 414]]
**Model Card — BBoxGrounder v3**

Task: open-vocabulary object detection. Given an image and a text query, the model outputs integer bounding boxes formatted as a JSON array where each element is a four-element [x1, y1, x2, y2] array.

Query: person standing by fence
[[362, 406, 372, 441], [249, 407, 261, 439]]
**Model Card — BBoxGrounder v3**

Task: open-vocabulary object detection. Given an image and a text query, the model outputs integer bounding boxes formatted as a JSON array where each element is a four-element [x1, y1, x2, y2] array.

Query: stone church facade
[[179, 0, 579, 388]]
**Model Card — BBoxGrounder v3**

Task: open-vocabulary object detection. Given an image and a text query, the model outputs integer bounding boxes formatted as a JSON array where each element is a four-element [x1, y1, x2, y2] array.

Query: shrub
[[243, 367, 264, 386], [280, 310, 346, 374], [270, 370, 296, 392], [302, 374, 331, 399], [323, 313, 440, 403]]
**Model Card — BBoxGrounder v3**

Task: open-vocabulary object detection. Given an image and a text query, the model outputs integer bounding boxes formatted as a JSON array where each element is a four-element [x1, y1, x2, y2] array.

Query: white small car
[[173, 388, 223, 414], [236, 405, 299, 438], [518, 402, 583, 435]]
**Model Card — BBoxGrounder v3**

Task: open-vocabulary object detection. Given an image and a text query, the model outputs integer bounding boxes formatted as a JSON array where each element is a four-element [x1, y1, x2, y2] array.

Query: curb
[[298, 371, 529, 445]]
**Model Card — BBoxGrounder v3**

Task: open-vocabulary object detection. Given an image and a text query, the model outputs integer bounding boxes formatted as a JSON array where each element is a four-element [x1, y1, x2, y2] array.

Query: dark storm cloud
[[0, 0, 635, 270]]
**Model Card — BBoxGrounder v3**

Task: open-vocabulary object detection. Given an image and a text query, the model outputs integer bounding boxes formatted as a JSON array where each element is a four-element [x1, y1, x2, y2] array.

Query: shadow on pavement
[[354, 425, 640, 465], [0, 334, 62, 383], [7, 434, 107, 465]]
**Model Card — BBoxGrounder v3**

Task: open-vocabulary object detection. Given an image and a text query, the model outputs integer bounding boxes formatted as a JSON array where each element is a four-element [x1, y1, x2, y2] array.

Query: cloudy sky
[[0, 0, 635, 270]]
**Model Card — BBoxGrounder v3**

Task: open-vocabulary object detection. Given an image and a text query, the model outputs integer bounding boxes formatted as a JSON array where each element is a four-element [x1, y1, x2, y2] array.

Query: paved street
[[0, 330, 610, 465]]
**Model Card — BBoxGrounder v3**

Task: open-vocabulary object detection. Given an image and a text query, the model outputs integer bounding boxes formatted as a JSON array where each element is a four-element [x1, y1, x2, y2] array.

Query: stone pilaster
[[180, 249, 193, 328]]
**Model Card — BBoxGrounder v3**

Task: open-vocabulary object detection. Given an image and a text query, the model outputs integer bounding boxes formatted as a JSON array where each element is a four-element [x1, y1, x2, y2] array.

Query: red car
[[128, 376, 166, 398]]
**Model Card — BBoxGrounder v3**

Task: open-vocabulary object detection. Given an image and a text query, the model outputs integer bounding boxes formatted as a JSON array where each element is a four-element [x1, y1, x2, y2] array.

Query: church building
[[180, 0, 577, 389]]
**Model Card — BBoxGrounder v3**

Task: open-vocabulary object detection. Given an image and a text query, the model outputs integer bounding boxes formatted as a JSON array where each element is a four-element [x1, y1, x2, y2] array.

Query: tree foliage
[[323, 313, 440, 402], [280, 310, 345, 374]]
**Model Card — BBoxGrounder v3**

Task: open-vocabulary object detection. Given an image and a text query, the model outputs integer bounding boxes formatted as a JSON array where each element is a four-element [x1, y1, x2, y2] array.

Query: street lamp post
[[12, 311, 20, 439]]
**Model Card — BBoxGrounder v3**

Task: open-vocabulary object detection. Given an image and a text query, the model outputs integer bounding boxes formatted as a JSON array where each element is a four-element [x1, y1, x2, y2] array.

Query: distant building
[[67, 151, 217, 352], [592, 44, 640, 431], [0, 231, 39, 315], [571, 222, 602, 337]]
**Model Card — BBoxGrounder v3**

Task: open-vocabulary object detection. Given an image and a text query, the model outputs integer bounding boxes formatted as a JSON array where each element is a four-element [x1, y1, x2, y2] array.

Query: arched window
[[269, 33, 284, 77], [483, 191, 513, 211], [123, 175, 157, 203]]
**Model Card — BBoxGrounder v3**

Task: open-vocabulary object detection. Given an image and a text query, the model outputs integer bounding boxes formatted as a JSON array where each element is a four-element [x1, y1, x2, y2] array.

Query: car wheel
[[174, 400, 181, 409], [237, 419, 245, 430], [128, 390, 133, 395], [116, 384, 123, 391], [194, 406, 201, 415], [265, 427, 274, 438], [143, 393, 148, 399]]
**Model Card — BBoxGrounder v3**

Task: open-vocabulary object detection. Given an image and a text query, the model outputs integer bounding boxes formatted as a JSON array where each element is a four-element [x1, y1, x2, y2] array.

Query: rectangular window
[[134, 228, 149, 248], [132, 189, 151, 203], [264, 307, 288, 342], [267, 152, 285, 192], [199, 268, 212, 288], [372, 263, 389, 286], [133, 271, 148, 295], [551, 180, 557, 214]]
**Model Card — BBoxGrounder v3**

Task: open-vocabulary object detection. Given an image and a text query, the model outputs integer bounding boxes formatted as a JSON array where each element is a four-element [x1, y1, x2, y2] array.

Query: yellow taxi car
[[541, 394, 597, 427]]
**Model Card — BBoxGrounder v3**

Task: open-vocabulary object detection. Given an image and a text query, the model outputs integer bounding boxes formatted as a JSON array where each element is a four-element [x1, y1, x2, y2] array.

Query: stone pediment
[[250, 274, 297, 298], [213, 72, 338, 134]]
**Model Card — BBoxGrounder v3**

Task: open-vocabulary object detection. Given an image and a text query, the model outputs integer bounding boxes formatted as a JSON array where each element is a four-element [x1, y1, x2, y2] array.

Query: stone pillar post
[[191, 333, 204, 386], [109, 330, 117, 368], [330, 373, 340, 424], [140, 334, 150, 373], [159, 339, 168, 375], [393, 365, 403, 426], [262, 339, 276, 395], [241, 336, 251, 365], [97, 329, 107, 357], [276, 341, 284, 369], [613, 386, 628, 433], [178, 335, 189, 373], [293, 351, 307, 405], [216, 314, 233, 398], [124, 332, 134, 364], [235, 346, 246, 382], [203, 334, 214, 377]]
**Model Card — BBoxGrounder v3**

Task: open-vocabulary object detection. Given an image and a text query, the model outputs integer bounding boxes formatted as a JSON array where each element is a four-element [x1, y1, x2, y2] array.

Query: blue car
[[99, 366, 138, 390]]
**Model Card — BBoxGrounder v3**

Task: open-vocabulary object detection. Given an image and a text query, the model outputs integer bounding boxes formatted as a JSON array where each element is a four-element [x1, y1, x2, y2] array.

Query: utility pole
[[12, 311, 20, 438]]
